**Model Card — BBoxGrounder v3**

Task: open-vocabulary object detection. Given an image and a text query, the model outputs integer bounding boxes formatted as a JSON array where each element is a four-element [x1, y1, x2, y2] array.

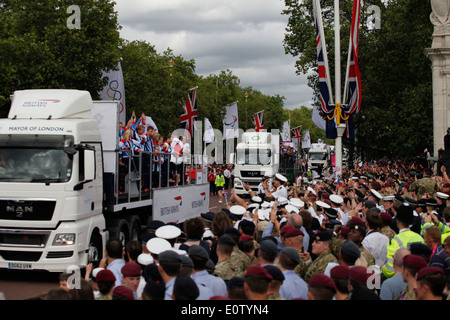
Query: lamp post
[[335, 124, 346, 177]]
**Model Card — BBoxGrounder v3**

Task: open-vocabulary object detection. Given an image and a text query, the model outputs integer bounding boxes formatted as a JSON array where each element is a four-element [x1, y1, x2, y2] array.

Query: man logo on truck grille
[[6, 206, 33, 218]]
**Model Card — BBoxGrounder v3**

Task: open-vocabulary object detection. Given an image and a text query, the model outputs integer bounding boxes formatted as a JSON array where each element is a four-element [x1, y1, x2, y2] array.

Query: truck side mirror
[[84, 149, 95, 181]]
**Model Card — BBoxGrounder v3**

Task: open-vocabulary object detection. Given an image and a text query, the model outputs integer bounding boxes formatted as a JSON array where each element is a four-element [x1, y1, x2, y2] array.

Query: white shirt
[[362, 230, 390, 267], [271, 185, 287, 200], [170, 138, 183, 164]]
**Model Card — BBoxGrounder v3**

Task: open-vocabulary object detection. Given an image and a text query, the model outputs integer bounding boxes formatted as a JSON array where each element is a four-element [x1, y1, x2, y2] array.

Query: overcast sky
[[114, 0, 314, 110]]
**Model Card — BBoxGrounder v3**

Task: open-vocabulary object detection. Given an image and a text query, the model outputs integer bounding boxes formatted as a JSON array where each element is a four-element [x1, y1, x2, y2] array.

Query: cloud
[[115, 0, 314, 109]]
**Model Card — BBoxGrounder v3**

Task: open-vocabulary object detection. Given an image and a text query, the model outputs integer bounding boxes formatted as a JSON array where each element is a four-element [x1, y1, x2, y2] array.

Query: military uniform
[[266, 293, 286, 300], [380, 225, 397, 240], [231, 246, 255, 278], [359, 246, 376, 267], [409, 177, 437, 199], [303, 251, 338, 283], [214, 257, 238, 281]]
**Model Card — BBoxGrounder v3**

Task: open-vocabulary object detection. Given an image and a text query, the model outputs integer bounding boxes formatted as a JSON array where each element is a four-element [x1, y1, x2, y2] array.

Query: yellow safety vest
[[215, 174, 225, 187], [382, 229, 424, 279]]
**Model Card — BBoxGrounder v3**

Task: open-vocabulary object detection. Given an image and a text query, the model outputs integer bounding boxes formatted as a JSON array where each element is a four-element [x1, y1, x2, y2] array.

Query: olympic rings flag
[[99, 61, 126, 124]]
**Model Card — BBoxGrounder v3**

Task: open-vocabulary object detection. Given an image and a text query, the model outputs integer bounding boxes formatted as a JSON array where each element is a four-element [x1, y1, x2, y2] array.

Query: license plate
[[8, 262, 32, 270]]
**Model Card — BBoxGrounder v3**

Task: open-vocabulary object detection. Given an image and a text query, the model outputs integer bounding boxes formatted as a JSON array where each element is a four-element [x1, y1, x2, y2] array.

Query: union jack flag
[[342, 0, 362, 139], [253, 110, 264, 132], [312, 0, 336, 139], [180, 88, 198, 137], [291, 126, 302, 151]]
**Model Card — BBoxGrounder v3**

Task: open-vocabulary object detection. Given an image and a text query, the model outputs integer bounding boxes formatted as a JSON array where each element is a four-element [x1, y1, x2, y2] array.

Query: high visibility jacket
[[422, 221, 450, 243], [381, 229, 424, 279], [215, 174, 225, 187]]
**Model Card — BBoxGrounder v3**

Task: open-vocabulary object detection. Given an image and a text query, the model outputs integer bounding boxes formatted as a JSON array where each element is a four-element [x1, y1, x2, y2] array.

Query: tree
[[0, 0, 121, 117]]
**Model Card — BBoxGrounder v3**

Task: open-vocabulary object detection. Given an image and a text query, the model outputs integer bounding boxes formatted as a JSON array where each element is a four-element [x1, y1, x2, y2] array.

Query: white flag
[[204, 117, 215, 143], [312, 105, 326, 131], [281, 120, 291, 142], [99, 61, 126, 124], [145, 116, 159, 133], [223, 102, 239, 140], [302, 130, 311, 149]]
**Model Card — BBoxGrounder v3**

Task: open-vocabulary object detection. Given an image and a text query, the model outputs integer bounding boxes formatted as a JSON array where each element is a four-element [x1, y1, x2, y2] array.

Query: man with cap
[[338, 239, 361, 267], [155, 224, 181, 247], [263, 265, 285, 300], [172, 274, 200, 300], [227, 277, 246, 300], [396, 254, 428, 300], [279, 246, 308, 300], [299, 231, 338, 283], [380, 211, 397, 240], [189, 245, 227, 297], [415, 267, 447, 300], [232, 235, 256, 278], [409, 168, 437, 200], [262, 173, 288, 201], [95, 269, 116, 300], [243, 265, 273, 300], [381, 204, 425, 279], [121, 262, 142, 300], [330, 265, 350, 300], [157, 250, 182, 300], [347, 224, 375, 268], [348, 266, 380, 300], [258, 238, 279, 266], [307, 274, 336, 300], [214, 235, 238, 283], [329, 194, 348, 225], [379, 248, 410, 300]]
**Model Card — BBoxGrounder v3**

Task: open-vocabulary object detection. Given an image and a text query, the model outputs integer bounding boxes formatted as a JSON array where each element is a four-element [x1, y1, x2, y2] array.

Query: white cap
[[316, 200, 331, 209], [247, 203, 260, 210], [155, 225, 181, 240], [437, 192, 449, 200], [307, 187, 317, 195], [137, 253, 154, 266], [289, 198, 305, 209], [261, 201, 272, 209], [329, 194, 344, 204], [92, 267, 104, 278], [146, 237, 172, 255], [251, 196, 263, 203], [170, 248, 187, 256], [275, 173, 288, 182], [383, 195, 395, 201], [285, 204, 299, 214], [277, 196, 289, 205], [370, 189, 382, 200], [230, 205, 246, 215]]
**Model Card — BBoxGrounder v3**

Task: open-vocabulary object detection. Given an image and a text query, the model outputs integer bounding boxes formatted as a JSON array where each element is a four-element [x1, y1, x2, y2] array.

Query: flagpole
[[334, 0, 345, 178]]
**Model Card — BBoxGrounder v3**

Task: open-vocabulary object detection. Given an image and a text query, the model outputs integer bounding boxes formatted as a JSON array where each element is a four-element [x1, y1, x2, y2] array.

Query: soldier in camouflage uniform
[[231, 235, 256, 278], [299, 231, 338, 283], [395, 254, 427, 300], [214, 235, 239, 282], [347, 225, 376, 267], [380, 211, 397, 240], [263, 265, 286, 300], [408, 168, 437, 199]]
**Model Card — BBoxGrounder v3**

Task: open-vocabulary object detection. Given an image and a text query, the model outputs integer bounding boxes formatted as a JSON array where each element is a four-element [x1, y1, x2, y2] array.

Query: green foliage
[[0, 0, 121, 117]]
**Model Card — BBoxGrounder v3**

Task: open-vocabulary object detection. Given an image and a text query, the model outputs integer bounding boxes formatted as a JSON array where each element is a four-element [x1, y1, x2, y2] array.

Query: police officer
[[381, 205, 425, 279]]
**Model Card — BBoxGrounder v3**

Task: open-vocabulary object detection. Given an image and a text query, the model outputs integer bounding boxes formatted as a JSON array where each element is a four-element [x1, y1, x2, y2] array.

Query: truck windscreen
[[0, 135, 74, 183], [309, 153, 327, 160], [236, 148, 271, 165]]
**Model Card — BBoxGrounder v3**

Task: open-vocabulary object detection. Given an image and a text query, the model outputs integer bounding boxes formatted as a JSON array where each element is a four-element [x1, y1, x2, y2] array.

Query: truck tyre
[[108, 218, 130, 247], [128, 215, 142, 242]]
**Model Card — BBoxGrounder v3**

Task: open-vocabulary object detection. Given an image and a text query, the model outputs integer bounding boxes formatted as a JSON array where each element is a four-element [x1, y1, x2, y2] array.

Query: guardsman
[[299, 231, 338, 283], [381, 205, 425, 279]]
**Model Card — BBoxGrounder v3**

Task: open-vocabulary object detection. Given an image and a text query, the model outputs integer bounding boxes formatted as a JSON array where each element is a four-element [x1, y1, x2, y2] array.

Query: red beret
[[121, 262, 142, 277], [347, 216, 364, 227], [321, 193, 330, 199], [330, 265, 350, 279], [96, 269, 116, 282], [416, 267, 445, 281], [284, 228, 304, 238], [113, 285, 134, 300], [403, 255, 427, 270], [349, 266, 371, 284], [323, 199, 333, 207], [309, 274, 336, 292], [443, 183, 450, 188], [239, 235, 253, 242], [245, 265, 273, 281], [340, 226, 350, 236], [380, 211, 392, 221], [280, 224, 294, 235]]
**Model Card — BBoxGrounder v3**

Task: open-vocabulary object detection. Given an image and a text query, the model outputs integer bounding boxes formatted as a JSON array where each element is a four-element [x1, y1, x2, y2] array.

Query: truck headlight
[[53, 233, 76, 246]]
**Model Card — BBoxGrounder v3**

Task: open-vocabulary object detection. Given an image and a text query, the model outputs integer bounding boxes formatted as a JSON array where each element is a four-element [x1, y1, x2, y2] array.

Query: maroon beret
[[403, 255, 427, 270], [309, 274, 336, 292], [280, 224, 295, 235], [245, 265, 273, 281], [416, 267, 445, 281], [380, 211, 392, 221], [96, 269, 116, 282], [347, 216, 364, 227], [239, 235, 253, 242], [340, 226, 350, 236], [113, 285, 134, 300], [330, 265, 350, 279], [284, 228, 304, 238], [349, 266, 371, 284], [121, 262, 142, 277]]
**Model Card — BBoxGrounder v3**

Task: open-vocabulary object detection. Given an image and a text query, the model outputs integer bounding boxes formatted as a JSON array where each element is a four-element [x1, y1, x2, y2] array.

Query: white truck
[[0, 89, 209, 272], [232, 131, 280, 196], [307, 140, 331, 172]]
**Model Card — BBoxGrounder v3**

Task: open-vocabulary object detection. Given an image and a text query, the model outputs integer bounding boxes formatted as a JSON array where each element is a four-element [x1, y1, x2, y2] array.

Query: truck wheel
[[88, 231, 103, 264], [129, 216, 142, 242]]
